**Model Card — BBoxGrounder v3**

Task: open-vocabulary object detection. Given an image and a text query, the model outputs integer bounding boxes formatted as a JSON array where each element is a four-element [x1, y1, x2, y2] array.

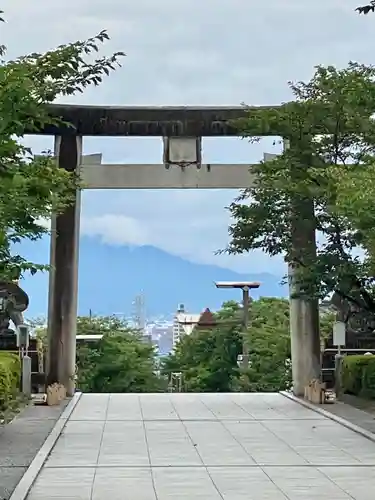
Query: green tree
[[0, 13, 124, 280], [225, 63, 375, 314], [75, 316, 161, 393], [163, 299, 291, 393], [237, 298, 291, 392], [320, 309, 337, 342], [216, 300, 241, 320], [28, 317, 47, 363], [164, 298, 336, 393], [334, 163, 375, 276], [76, 315, 131, 337], [162, 318, 242, 392]]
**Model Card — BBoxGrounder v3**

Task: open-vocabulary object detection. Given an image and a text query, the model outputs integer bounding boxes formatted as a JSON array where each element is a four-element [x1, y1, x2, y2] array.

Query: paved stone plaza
[[0, 401, 69, 500], [26, 393, 375, 499]]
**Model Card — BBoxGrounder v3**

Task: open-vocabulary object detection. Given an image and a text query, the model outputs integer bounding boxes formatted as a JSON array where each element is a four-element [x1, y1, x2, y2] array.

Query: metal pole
[[334, 351, 343, 399], [242, 286, 250, 369], [22, 355, 32, 398]]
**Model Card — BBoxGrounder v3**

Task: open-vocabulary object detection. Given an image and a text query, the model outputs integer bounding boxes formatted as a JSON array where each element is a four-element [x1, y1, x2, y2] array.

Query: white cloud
[[36, 218, 51, 231], [3, 0, 371, 274], [81, 214, 149, 247]]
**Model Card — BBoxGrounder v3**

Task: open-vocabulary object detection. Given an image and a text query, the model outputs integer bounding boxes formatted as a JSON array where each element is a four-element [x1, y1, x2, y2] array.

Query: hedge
[[342, 355, 375, 399], [0, 351, 21, 409]]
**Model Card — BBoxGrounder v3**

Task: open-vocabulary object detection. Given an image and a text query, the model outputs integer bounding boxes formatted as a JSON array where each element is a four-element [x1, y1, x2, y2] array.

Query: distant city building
[[150, 323, 173, 355], [172, 304, 216, 349], [172, 304, 199, 349]]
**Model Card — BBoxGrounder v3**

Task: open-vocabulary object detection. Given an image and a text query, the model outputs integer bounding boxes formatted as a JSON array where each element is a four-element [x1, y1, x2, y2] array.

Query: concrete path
[[26, 393, 375, 499], [0, 401, 69, 500]]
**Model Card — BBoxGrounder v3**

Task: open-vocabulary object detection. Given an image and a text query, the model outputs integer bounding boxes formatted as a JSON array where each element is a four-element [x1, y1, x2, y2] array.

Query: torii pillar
[[265, 145, 321, 396], [46, 135, 82, 396]]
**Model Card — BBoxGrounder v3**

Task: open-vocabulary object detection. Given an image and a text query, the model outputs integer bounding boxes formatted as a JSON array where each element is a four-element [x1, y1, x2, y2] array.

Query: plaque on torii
[[163, 137, 202, 170]]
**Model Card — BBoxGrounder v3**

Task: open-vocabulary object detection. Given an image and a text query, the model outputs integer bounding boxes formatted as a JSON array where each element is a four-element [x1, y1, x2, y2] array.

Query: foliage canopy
[[0, 13, 124, 280], [163, 298, 336, 393], [75, 315, 162, 393], [164, 299, 292, 392], [226, 63, 375, 315]]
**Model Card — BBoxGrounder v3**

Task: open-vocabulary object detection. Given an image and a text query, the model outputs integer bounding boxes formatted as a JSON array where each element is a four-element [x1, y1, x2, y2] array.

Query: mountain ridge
[[19, 236, 287, 318]]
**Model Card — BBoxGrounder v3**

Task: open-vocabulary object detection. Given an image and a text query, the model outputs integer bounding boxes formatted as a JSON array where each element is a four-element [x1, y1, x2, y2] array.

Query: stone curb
[[280, 390, 375, 444], [9, 392, 82, 500]]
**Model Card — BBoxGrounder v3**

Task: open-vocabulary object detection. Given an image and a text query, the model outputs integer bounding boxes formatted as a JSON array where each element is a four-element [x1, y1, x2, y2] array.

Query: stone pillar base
[[46, 383, 67, 406], [304, 379, 326, 404]]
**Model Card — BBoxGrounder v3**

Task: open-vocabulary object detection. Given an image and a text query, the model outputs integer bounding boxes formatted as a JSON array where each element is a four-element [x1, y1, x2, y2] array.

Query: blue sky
[[2, 0, 373, 281]]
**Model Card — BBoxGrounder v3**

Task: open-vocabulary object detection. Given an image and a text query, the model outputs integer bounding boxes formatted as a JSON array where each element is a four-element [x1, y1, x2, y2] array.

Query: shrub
[[0, 352, 21, 409], [360, 357, 375, 399], [342, 355, 371, 395], [342, 355, 375, 398]]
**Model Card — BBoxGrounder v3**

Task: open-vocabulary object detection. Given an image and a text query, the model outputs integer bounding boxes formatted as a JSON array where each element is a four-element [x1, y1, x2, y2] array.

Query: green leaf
[[74, 316, 162, 393], [0, 24, 125, 279], [225, 63, 375, 312]]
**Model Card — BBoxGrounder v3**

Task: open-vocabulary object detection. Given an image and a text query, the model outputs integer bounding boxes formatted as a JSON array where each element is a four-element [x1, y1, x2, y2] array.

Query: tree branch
[[356, 2, 375, 14]]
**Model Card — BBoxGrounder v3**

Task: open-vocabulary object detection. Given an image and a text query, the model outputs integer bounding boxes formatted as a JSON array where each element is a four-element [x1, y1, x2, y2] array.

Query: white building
[[172, 304, 201, 349]]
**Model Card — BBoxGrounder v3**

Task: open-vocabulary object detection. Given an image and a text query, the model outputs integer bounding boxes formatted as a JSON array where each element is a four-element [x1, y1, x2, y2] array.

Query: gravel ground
[[0, 400, 69, 500]]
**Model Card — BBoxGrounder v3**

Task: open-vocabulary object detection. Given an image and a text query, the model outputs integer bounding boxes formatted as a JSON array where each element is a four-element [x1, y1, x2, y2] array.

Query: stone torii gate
[[32, 105, 320, 397]]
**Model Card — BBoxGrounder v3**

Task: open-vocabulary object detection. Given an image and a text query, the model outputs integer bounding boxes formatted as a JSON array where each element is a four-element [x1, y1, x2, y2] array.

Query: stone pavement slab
[[25, 393, 375, 499], [0, 400, 68, 500]]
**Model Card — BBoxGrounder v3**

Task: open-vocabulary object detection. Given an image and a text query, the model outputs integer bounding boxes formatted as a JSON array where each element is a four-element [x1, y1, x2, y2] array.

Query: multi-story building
[[172, 304, 216, 350], [172, 304, 200, 349], [150, 324, 173, 355]]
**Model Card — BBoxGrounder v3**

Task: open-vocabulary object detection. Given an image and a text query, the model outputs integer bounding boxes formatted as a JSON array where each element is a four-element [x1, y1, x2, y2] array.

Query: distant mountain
[[19, 236, 287, 318]]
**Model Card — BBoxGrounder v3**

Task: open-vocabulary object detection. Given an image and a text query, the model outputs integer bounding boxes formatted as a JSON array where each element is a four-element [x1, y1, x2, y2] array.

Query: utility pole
[[242, 286, 250, 369], [214, 281, 260, 370]]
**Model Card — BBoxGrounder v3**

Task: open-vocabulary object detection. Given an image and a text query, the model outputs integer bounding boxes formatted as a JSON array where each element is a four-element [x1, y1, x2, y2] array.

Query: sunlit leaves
[[0, 23, 124, 280], [75, 316, 161, 393], [162, 298, 297, 393], [226, 63, 375, 305]]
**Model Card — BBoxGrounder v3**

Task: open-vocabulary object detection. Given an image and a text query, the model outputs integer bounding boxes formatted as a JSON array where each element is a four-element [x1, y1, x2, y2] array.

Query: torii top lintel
[[35, 104, 281, 137]]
